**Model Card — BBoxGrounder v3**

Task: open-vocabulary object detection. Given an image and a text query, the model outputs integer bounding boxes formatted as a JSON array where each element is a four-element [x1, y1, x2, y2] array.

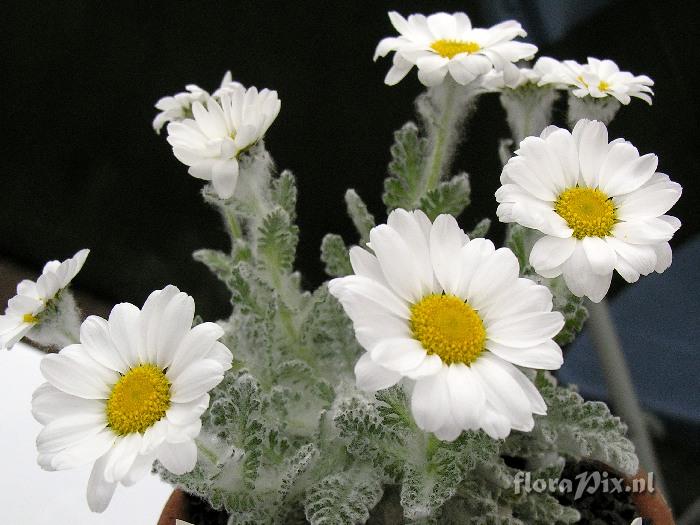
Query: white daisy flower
[[374, 11, 537, 87], [165, 84, 281, 199], [539, 57, 654, 105], [31, 285, 233, 512], [0, 249, 89, 350], [152, 71, 244, 133], [329, 210, 564, 441], [496, 120, 682, 302]]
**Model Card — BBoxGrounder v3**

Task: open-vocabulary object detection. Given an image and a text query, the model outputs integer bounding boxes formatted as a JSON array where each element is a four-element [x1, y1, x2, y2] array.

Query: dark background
[[4, 0, 698, 321], [3, 0, 700, 516]]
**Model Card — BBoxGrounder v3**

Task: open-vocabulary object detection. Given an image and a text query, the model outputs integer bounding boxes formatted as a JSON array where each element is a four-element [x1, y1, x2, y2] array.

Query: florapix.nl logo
[[514, 469, 655, 500]]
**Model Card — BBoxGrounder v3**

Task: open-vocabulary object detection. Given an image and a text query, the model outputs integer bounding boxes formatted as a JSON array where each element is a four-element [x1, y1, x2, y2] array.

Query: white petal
[[328, 275, 410, 319], [158, 440, 198, 475], [50, 429, 116, 471], [454, 238, 496, 298], [155, 292, 195, 369], [80, 316, 128, 373], [32, 383, 105, 425], [561, 243, 613, 302], [402, 353, 443, 379], [103, 433, 142, 483], [349, 246, 390, 288], [485, 340, 563, 370], [36, 411, 106, 458], [167, 322, 225, 380], [487, 312, 564, 348], [140, 286, 181, 364], [170, 359, 224, 403], [166, 394, 210, 426], [121, 453, 155, 487], [411, 369, 452, 433], [211, 160, 239, 199], [370, 337, 427, 373], [354, 352, 402, 392], [107, 303, 142, 367], [572, 119, 608, 187], [530, 235, 576, 273], [471, 355, 533, 431], [41, 346, 117, 399], [430, 214, 468, 295], [582, 236, 617, 276], [446, 363, 485, 430], [467, 248, 520, 309], [86, 454, 117, 513]]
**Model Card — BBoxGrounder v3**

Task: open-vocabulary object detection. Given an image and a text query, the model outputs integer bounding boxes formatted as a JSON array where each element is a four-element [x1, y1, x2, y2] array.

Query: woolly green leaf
[[345, 189, 375, 245], [258, 208, 299, 273], [320, 233, 352, 277], [418, 172, 471, 220], [193, 248, 234, 282], [272, 170, 298, 221], [468, 217, 491, 239], [534, 373, 639, 475], [304, 468, 384, 525], [279, 443, 319, 502], [383, 122, 428, 211]]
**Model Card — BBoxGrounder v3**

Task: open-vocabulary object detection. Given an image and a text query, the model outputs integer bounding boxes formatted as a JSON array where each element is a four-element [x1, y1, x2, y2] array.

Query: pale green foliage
[[320, 234, 352, 277], [155, 72, 638, 525], [344, 189, 375, 246]]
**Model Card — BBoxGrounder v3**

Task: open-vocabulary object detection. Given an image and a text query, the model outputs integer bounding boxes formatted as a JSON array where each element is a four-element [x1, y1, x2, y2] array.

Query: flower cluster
[[0, 249, 89, 350], [374, 11, 537, 86], [329, 210, 563, 440], [156, 72, 281, 199], [496, 119, 681, 301], [32, 285, 232, 511], [6, 7, 682, 522], [538, 57, 654, 105]]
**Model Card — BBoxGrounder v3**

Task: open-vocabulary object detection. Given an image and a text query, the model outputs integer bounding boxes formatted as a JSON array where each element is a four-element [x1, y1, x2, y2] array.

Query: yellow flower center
[[410, 294, 486, 365], [22, 313, 38, 324], [554, 187, 617, 239], [106, 364, 171, 435], [576, 75, 588, 87], [430, 39, 481, 59], [597, 80, 610, 92]]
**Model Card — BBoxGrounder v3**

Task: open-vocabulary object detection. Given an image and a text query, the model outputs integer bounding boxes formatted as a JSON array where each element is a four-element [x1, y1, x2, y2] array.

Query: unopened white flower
[[0, 249, 89, 350], [539, 57, 654, 105], [329, 210, 564, 441], [374, 11, 537, 87], [496, 120, 681, 302], [166, 85, 281, 199], [152, 71, 244, 133], [32, 285, 233, 512]]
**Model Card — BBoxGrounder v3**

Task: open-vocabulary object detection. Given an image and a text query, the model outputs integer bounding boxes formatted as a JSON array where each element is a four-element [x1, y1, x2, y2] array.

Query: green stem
[[424, 80, 458, 194], [224, 208, 242, 240]]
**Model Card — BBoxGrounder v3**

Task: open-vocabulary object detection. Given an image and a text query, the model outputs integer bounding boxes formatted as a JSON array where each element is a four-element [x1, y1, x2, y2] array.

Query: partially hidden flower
[[32, 285, 233, 512], [329, 210, 564, 441], [152, 71, 244, 134], [0, 249, 89, 350], [165, 83, 281, 199], [496, 119, 681, 302], [480, 56, 563, 91], [374, 11, 537, 87], [538, 57, 654, 105]]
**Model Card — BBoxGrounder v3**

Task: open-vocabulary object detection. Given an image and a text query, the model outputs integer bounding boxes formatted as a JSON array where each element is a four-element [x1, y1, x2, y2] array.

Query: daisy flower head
[[152, 71, 244, 134], [540, 57, 654, 105], [374, 11, 537, 87], [32, 285, 233, 512], [328, 210, 564, 441], [0, 249, 89, 350], [166, 83, 281, 199], [496, 119, 681, 302]]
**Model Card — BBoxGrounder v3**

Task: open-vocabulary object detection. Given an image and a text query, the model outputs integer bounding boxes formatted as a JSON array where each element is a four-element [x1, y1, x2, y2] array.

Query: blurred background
[[3, 0, 699, 519]]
